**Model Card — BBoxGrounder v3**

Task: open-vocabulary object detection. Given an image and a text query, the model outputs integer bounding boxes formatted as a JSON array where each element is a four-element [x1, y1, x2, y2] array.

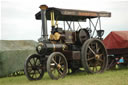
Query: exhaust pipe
[[39, 5, 48, 41]]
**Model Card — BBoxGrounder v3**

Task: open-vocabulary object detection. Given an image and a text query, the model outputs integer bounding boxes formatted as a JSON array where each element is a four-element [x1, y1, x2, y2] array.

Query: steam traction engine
[[24, 5, 111, 80]]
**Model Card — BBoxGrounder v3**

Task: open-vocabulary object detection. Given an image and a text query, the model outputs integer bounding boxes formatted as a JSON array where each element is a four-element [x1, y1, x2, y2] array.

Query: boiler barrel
[[36, 42, 67, 55]]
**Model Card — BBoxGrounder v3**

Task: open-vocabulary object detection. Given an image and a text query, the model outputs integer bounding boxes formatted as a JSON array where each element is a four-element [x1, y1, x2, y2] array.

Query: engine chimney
[[39, 5, 48, 41]]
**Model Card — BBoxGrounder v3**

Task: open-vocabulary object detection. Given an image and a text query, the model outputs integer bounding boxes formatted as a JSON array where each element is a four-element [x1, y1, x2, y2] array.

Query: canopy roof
[[35, 6, 111, 21], [103, 31, 128, 49]]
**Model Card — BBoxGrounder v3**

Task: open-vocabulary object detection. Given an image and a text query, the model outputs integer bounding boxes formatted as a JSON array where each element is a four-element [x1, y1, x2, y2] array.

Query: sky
[[1, 0, 128, 41]]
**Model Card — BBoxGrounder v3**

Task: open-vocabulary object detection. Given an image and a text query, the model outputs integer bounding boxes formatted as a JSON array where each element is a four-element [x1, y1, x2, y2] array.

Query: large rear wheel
[[47, 52, 68, 80], [81, 39, 108, 73]]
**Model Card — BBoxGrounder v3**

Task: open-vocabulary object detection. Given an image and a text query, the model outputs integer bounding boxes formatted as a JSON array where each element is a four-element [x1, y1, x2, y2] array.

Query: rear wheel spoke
[[95, 42, 100, 53], [88, 46, 96, 55], [87, 56, 95, 61]]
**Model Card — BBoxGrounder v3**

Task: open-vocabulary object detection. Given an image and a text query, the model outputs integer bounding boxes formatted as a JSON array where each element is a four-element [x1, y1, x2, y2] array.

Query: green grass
[[0, 69, 128, 85]]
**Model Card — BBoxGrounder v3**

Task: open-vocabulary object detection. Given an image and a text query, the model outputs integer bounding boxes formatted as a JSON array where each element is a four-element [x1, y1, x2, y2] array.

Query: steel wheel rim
[[47, 52, 68, 80], [86, 40, 107, 73], [25, 54, 44, 80]]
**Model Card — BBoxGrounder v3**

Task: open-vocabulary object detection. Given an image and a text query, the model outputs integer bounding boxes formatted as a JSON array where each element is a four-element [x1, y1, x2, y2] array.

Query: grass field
[[0, 69, 128, 85]]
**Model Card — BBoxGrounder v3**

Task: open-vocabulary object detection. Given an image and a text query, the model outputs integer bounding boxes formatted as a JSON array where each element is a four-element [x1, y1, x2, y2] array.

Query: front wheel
[[24, 54, 45, 80], [47, 52, 68, 80], [81, 39, 108, 73]]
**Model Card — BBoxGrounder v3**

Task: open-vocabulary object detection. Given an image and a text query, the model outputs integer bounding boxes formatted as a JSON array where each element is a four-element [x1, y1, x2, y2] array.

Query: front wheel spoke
[[60, 68, 64, 72], [37, 69, 41, 75], [27, 67, 33, 72], [35, 71, 37, 78], [29, 61, 33, 66], [54, 69, 59, 77], [33, 58, 36, 64], [35, 58, 38, 64], [60, 65, 65, 69], [60, 61, 64, 65], [31, 71, 35, 78], [31, 74, 34, 78], [58, 70, 63, 76], [52, 58, 58, 65], [59, 57, 62, 64]]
